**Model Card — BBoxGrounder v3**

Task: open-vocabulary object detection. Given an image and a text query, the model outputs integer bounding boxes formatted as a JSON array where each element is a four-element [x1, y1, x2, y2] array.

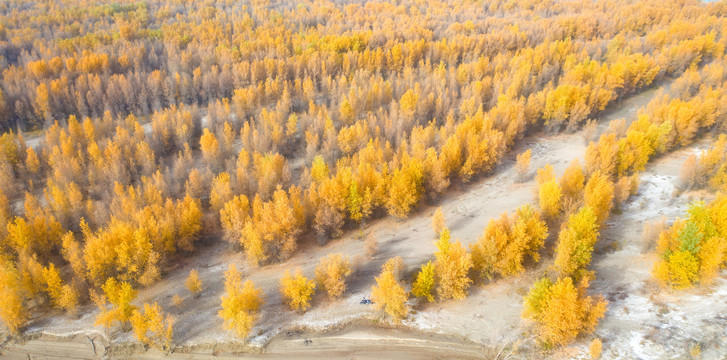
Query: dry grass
[[680, 154, 699, 189], [613, 175, 638, 209], [606, 118, 627, 137], [172, 294, 183, 310], [582, 119, 598, 145], [641, 217, 666, 254], [365, 233, 378, 258], [515, 149, 532, 182]]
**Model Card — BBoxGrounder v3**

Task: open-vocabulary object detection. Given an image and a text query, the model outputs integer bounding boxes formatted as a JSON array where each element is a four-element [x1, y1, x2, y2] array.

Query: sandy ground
[[5, 78, 727, 359]]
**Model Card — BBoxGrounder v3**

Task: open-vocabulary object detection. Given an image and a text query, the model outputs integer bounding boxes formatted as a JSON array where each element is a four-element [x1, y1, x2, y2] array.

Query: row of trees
[[222, 202, 551, 338], [525, 192, 610, 346], [0, 267, 200, 350], [218, 252, 355, 339], [520, 56, 727, 347], [662, 67, 727, 290]]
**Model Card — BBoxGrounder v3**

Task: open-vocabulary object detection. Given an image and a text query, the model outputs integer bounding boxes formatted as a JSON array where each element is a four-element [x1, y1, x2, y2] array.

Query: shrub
[[515, 149, 532, 181], [590, 338, 603, 359], [315, 253, 352, 300], [218, 265, 263, 338], [653, 198, 727, 288], [434, 229, 473, 300], [522, 276, 607, 347], [131, 302, 175, 351], [371, 257, 409, 321], [186, 269, 202, 297], [280, 268, 316, 312], [411, 261, 435, 302]]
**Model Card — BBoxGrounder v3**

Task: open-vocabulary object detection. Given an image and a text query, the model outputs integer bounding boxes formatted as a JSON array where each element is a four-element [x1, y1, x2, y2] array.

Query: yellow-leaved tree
[[199, 128, 220, 168], [522, 276, 607, 347], [553, 207, 600, 278], [515, 149, 532, 181], [339, 96, 355, 124], [0, 263, 27, 334], [583, 171, 614, 225], [315, 253, 352, 300], [470, 205, 548, 280], [386, 155, 423, 218], [220, 194, 250, 245], [130, 302, 175, 352], [218, 265, 263, 339], [653, 198, 727, 288], [25, 146, 41, 176], [209, 172, 233, 214], [432, 207, 446, 236], [560, 159, 585, 214], [411, 261, 435, 302], [310, 156, 329, 184], [371, 257, 408, 321], [61, 231, 85, 281], [279, 268, 316, 312], [95, 278, 137, 329], [536, 165, 563, 220], [399, 88, 419, 118], [240, 187, 305, 266], [41, 263, 78, 313], [434, 229, 473, 300], [186, 269, 202, 298]]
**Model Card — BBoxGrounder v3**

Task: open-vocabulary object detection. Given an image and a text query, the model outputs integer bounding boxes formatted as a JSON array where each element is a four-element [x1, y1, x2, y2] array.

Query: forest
[[1, 0, 727, 358]]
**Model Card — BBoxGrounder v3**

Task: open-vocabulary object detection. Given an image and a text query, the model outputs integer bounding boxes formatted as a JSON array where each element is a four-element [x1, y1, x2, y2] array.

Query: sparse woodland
[[1, 0, 727, 354]]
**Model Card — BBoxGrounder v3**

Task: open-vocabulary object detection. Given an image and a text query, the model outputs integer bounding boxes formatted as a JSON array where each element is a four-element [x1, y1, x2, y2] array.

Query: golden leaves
[[280, 268, 315, 312], [219, 265, 264, 338], [522, 276, 607, 347], [186, 269, 202, 297], [434, 229, 473, 300], [371, 257, 408, 321], [471, 205, 548, 280], [0, 263, 27, 334], [553, 207, 600, 278], [653, 197, 727, 288], [131, 302, 175, 351], [315, 253, 352, 300]]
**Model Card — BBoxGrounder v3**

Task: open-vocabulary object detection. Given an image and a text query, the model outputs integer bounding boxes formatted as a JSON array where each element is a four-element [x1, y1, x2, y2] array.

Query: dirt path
[[1, 326, 490, 360], [263, 327, 488, 360], [2, 80, 684, 359]]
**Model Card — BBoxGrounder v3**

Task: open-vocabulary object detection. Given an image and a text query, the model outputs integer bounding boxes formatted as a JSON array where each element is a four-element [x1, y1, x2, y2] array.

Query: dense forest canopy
[[0, 0, 724, 131], [1, 0, 726, 351]]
